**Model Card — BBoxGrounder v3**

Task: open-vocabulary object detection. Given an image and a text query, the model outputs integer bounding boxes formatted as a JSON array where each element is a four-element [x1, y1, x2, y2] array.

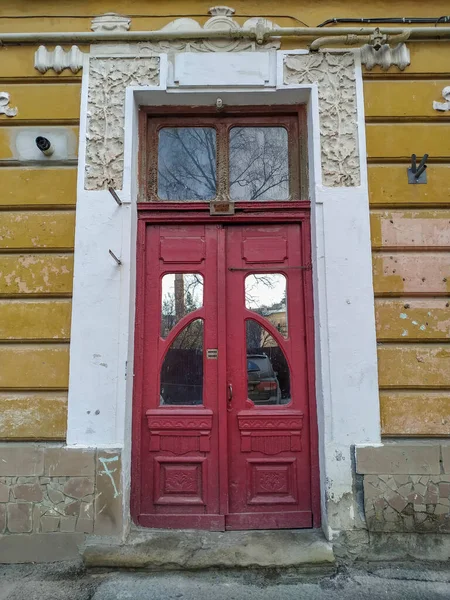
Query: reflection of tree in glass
[[158, 128, 217, 200], [247, 320, 274, 350], [245, 273, 288, 339], [160, 319, 204, 406], [229, 128, 289, 200], [161, 274, 204, 338], [171, 318, 203, 350]]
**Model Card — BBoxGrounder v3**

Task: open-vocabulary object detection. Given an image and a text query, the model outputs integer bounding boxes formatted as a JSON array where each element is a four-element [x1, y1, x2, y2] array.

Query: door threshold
[[83, 528, 335, 572]]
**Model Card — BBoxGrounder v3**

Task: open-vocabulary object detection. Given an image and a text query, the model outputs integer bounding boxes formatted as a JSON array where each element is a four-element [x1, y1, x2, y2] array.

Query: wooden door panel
[[136, 224, 221, 525], [225, 225, 312, 529]]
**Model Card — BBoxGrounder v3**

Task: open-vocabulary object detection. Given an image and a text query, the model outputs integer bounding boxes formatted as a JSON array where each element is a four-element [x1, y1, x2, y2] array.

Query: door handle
[[227, 383, 233, 406]]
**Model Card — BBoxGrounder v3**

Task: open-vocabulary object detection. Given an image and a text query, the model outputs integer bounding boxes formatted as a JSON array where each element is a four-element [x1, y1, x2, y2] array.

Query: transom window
[[144, 113, 302, 202]]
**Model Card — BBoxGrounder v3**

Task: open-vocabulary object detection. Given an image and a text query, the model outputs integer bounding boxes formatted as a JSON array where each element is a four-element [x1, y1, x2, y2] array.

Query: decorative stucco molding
[[137, 6, 280, 54], [34, 45, 85, 74], [0, 92, 17, 117], [85, 57, 159, 190], [433, 86, 450, 112], [91, 12, 131, 33], [360, 42, 410, 71], [284, 52, 360, 187]]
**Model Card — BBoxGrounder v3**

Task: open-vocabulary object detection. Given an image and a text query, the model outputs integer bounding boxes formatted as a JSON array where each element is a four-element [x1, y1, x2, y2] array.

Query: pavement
[[1, 561, 450, 600]]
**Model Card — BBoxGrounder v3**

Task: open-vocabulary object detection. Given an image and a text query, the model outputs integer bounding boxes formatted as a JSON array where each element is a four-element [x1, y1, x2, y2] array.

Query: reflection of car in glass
[[247, 354, 281, 405]]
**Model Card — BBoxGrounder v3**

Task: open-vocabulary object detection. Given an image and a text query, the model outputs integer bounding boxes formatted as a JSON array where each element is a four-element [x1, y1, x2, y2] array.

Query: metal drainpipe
[[0, 26, 449, 46]]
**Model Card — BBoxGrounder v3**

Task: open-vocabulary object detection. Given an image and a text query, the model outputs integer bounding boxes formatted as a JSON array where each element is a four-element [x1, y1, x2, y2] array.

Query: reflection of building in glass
[[262, 302, 287, 345], [161, 273, 203, 338]]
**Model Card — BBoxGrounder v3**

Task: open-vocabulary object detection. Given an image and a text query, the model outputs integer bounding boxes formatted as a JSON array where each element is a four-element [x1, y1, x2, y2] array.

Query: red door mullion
[[216, 225, 230, 517]]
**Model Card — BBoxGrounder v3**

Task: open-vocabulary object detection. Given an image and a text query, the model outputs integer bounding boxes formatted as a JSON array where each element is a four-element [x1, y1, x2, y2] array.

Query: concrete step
[[83, 528, 335, 573]]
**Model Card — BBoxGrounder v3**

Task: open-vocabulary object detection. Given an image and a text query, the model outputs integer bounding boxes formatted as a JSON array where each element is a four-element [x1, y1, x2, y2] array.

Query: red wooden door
[[132, 221, 316, 530], [225, 225, 312, 529]]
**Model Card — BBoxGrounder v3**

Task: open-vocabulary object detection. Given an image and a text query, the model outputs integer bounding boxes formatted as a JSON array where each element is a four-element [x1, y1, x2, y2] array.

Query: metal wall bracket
[[407, 153, 428, 184], [108, 187, 123, 205], [109, 249, 122, 265]]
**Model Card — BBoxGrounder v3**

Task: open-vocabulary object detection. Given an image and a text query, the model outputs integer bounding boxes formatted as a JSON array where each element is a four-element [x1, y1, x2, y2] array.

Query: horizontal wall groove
[[0, 77, 81, 84], [370, 203, 450, 209], [0, 339, 70, 344], [364, 73, 450, 81], [0, 248, 74, 254], [0, 119, 80, 127], [0, 293, 72, 299], [0, 159, 78, 167], [375, 293, 450, 298], [0, 436, 66, 441], [0, 387, 69, 394], [0, 250, 74, 256], [0, 205, 76, 212], [366, 117, 450, 124], [379, 386, 450, 391], [368, 157, 450, 164], [372, 246, 450, 252], [375, 296, 450, 303], [378, 338, 450, 343], [0, 297, 71, 303], [377, 341, 450, 346]]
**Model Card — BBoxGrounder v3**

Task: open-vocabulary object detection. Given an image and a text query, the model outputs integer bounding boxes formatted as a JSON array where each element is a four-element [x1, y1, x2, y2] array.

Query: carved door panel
[[225, 225, 312, 529], [136, 224, 224, 529], [132, 223, 314, 530]]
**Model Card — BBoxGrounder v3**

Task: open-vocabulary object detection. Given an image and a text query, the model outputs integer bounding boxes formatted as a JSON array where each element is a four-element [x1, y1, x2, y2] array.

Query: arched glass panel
[[229, 127, 289, 200], [161, 273, 204, 338], [245, 273, 287, 338], [158, 127, 217, 200], [160, 319, 204, 406], [246, 319, 291, 406]]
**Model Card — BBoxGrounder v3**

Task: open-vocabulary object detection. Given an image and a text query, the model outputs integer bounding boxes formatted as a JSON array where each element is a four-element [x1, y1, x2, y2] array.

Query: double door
[[132, 221, 317, 530]]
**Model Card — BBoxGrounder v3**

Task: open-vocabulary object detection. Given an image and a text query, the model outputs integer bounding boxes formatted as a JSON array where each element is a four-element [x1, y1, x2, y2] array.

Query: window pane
[[160, 319, 204, 406], [245, 274, 287, 337], [229, 127, 289, 201], [158, 128, 217, 200], [246, 320, 291, 406], [161, 273, 203, 338]]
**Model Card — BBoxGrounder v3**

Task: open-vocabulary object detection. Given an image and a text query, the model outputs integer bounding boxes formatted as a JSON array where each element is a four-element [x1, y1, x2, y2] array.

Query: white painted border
[[67, 49, 380, 537]]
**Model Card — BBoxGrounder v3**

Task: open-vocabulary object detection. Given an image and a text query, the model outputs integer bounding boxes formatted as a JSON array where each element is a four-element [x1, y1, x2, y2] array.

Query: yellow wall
[[0, 14, 80, 438], [365, 44, 450, 436], [1, 1, 449, 439]]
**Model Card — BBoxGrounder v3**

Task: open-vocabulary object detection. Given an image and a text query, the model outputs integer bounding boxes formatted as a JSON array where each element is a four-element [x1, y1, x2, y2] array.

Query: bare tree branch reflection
[[230, 128, 289, 200], [161, 273, 204, 338], [157, 126, 289, 201], [158, 128, 217, 200]]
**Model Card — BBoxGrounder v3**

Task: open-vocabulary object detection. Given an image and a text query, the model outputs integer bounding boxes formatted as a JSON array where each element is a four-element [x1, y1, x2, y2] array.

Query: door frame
[[131, 203, 321, 528], [69, 49, 380, 537]]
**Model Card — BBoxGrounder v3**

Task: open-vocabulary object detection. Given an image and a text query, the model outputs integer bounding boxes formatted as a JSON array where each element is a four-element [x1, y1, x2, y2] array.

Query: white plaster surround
[[67, 44, 381, 538]]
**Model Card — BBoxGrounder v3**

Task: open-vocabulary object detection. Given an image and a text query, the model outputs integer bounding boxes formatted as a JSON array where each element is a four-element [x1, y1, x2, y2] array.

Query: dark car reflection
[[247, 354, 282, 405]]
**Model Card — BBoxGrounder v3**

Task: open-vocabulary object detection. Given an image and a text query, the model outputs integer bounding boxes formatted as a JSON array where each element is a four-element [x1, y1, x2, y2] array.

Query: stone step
[[83, 528, 335, 573]]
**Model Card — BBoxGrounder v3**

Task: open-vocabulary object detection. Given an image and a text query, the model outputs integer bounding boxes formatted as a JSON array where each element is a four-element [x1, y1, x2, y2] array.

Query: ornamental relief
[[85, 57, 159, 190], [284, 52, 360, 187], [84, 51, 360, 191]]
